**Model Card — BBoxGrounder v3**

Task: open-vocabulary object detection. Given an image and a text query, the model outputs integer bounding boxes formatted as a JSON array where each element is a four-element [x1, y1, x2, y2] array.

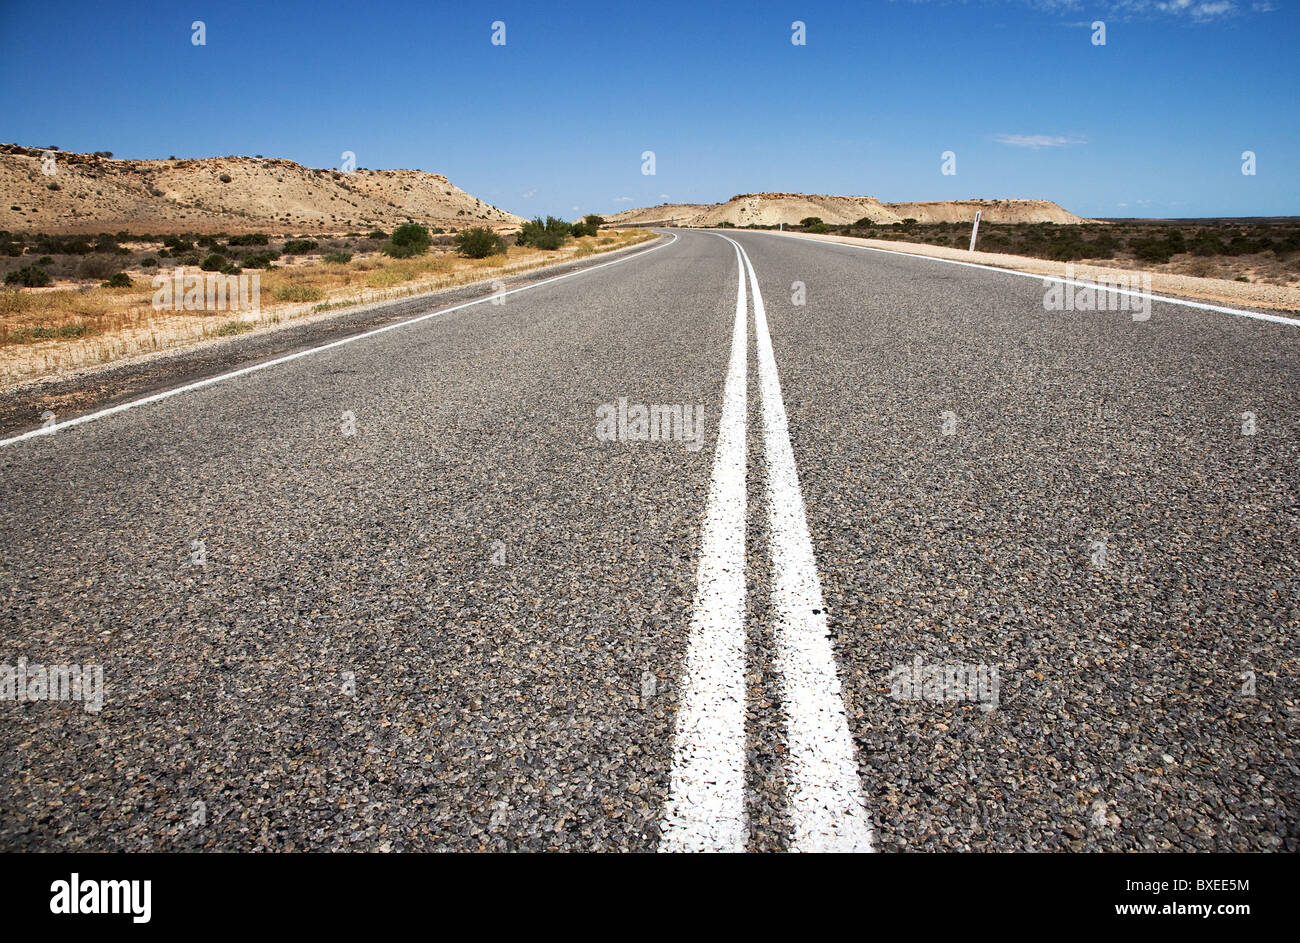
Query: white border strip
[[746, 230, 1300, 328], [659, 239, 749, 853], [718, 234, 874, 852], [0, 232, 680, 449]]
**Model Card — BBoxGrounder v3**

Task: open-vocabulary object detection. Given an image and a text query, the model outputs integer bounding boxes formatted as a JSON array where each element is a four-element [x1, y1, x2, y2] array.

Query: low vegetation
[[772, 218, 1300, 281], [0, 226, 656, 380]]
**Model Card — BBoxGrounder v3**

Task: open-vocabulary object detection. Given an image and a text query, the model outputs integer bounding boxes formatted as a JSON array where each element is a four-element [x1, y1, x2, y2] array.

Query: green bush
[[227, 233, 269, 246], [323, 251, 353, 264], [516, 216, 571, 250], [584, 214, 605, 229], [454, 227, 506, 259], [200, 253, 227, 272], [1129, 238, 1174, 264], [799, 216, 824, 228], [241, 251, 279, 269], [141, 257, 159, 267], [101, 272, 132, 288], [367, 229, 387, 240], [385, 223, 431, 258], [806, 223, 831, 234], [4, 265, 52, 288], [283, 239, 318, 254]]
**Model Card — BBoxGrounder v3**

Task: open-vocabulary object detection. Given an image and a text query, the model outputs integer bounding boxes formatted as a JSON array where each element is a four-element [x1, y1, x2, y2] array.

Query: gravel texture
[[1, 228, 1295, 852]]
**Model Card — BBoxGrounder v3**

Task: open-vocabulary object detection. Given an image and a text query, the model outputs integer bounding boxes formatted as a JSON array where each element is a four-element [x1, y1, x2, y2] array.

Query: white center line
[[659, 239, 749, 853], [721, 233, 874, 853]]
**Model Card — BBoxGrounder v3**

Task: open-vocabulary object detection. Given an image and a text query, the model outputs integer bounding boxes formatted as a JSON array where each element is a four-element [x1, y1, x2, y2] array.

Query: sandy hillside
[[693, 193, 903, 227], [0, 144, 524, 235], [601, 203, 716, 226], [603, 193, 1088, 227], [884, 199, 1088, 224]]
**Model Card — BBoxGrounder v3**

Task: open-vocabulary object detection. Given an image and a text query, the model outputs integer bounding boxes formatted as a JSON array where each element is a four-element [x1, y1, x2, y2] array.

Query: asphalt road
[[1, 229, 1295, 851]]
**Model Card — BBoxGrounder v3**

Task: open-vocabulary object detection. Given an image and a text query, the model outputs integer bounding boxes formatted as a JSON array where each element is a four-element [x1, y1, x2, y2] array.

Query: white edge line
[[730, 229, 1300, 328], [659, 238, 749, 853], [0, 232, 680, 449]]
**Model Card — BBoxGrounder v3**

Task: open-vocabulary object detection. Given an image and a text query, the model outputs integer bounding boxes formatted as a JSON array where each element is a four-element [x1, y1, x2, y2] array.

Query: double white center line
[[660, 234, 872, 853]]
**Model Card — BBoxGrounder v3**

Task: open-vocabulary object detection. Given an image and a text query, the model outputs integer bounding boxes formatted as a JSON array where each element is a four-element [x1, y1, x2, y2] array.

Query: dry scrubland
[[764, 218, 1300, 290], [0, 227, 654, 386]]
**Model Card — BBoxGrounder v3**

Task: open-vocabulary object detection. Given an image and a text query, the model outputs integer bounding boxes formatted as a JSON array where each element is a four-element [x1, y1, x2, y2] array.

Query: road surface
[[1, 229, 1296, 851]]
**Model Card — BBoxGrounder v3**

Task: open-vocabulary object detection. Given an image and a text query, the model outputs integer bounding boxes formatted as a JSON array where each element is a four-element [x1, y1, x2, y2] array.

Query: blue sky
[[1, 0, 1295, 219]]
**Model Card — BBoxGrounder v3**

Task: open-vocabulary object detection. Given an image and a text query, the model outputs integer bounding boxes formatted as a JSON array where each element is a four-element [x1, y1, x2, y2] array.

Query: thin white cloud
[[922, 1, 1257, 20], [994, 133, 1086, 148], [614, 196, 634, 203], [522, 189, 536, 199]]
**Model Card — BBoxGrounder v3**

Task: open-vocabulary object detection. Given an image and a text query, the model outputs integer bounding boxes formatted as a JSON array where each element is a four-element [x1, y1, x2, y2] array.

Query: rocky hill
[[602, 192, 1087, 227], [0, 144, 524, 235]]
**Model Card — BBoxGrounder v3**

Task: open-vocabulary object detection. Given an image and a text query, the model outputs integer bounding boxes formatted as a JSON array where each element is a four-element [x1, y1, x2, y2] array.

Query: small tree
[[4, 265, 52, 288], [454, 227, 507, 259], [386, 223, 431, 258], [516, 216, 571, 250], [799, 216, 824, 228]]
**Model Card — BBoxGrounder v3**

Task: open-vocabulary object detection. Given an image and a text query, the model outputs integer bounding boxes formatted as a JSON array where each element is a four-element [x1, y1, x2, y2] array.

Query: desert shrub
[[163, 236, 195, 251], [227, 233, 269, 246], [36, 256, 53, 266], [799, 217, 824, 228], [1129, 237, 1174, 264], [323, 251, 353, 264], [47, 182, 60, 191], [241, 251, 279, 269], [4, 265, 52, 288], [367, 229, 387, 240], [454, 227, 506, 259], [283, 239, 318, 254], [385, 223, 431, 259], [200, 253, 227, 272], [516, 216, 571, 250], [806, 222, 831, 234], [101, 272, 132, 288], [140, 257, 158, 267], [219, 173, 232, 184]]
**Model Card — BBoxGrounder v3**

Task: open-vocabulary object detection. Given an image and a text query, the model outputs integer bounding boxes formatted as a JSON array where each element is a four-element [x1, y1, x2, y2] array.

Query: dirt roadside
[[0, 233, 671, 439]]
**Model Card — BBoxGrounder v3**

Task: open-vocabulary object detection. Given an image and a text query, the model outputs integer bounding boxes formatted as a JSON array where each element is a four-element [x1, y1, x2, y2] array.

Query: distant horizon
[[7, 140, 1297, 225]]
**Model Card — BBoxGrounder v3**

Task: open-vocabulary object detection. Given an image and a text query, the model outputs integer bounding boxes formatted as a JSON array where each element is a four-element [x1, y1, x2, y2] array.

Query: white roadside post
[[969, 210, 981, 252]]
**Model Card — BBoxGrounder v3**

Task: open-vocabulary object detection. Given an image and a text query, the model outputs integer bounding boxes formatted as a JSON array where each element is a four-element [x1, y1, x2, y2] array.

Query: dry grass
[[0, 229, 655, 385]]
